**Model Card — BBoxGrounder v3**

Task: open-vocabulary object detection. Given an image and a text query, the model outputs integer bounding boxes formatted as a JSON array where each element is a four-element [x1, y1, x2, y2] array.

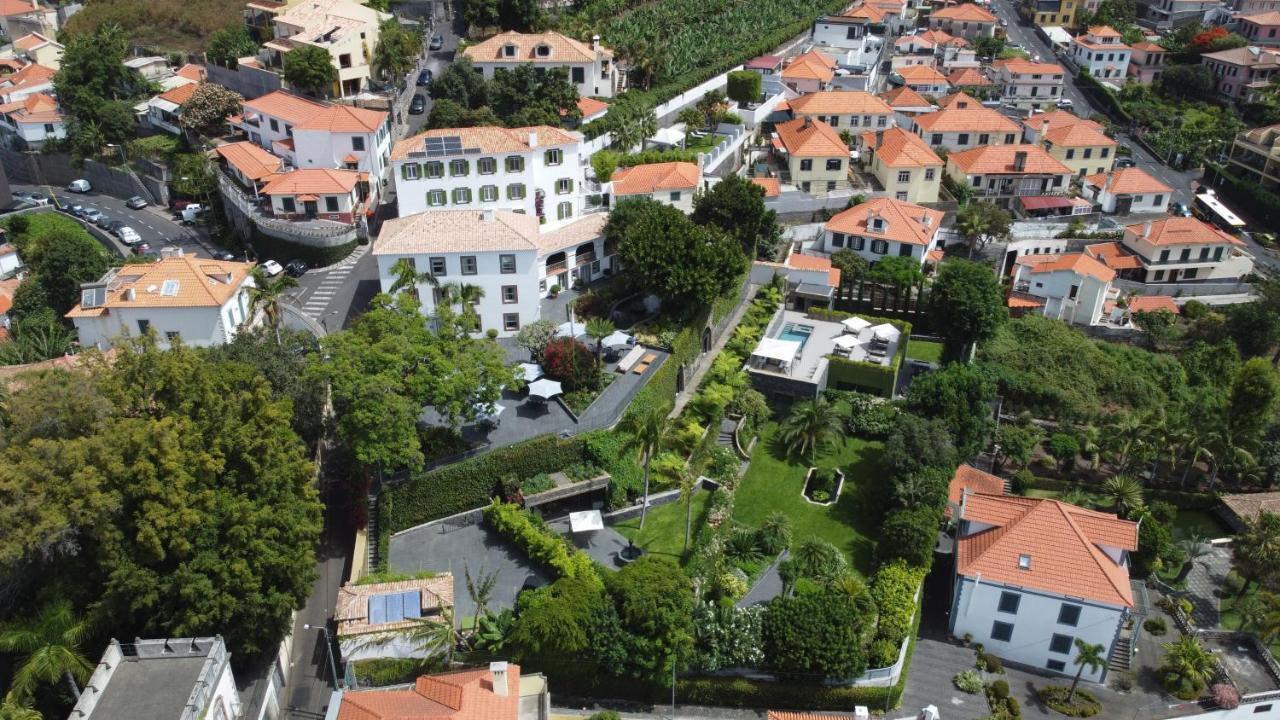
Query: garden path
[[1180, 545, 1231, 628], [669, 286, 758, 418], [736, 549, 787, 607]]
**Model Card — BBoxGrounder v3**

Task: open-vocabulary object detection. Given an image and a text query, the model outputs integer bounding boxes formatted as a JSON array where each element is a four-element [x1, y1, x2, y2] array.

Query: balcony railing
[[546, 260, 567, 274], [575, 252, 596, 267]]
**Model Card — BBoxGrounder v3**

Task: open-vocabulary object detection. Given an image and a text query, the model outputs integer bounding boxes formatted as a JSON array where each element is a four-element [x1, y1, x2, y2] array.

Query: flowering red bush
[[1211, 683, 1241, 710], [543, 337, 599, 391]]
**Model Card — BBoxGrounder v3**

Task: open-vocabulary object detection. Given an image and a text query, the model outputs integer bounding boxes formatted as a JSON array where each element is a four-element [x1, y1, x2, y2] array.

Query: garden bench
[[633, 353, 657, 374]]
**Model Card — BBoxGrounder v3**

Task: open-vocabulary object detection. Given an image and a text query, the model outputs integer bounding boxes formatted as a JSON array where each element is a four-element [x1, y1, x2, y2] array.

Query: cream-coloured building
[[928, 3, 998, 38], [9, 31, 61, 70], [1119, 217, 1254, 283], [946, 145, 1074, 208], [1081, 167, 1172, 214], [261, 0, 390, 97], [1040, 121, 1117, 177], [463, 31, 619, 98], [860, 127, 943, 203], [911, 92, 1021, 152], [788, 91, 896, 131], [774, 117, 849, 193]]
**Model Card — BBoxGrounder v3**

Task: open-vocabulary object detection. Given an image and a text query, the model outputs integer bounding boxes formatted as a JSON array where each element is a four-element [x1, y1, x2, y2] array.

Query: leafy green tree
[[372, 18, 423, 84], [996, 421, 1043, 471], [247, 267, 299, 343], [619, 402, 670, 528], [867, 255, 923, 294], [28, 229, 109, 317], [882, 412, 957, 477], [1068, 639, 1107, 702], [180, 83, 244, 137], [508, 576, 609, 665], [608, 198, 744, 305], [54, 24, 145, 127], [283, 44, 338, 97], [610, 106, 657, 153], [426, 99, 502, 130], [788, 538, 848, 583], [904, 363, 997, 460], [172, 153, 217, 199], [1132, 309, 1180, 350], [692, 174, 782, 260], [1233, 511, 1280, 595], [954, 201, 1011, 258], [515, 318, 558, 362], [489, 65, 579, 127], [1227, 301, 1280, 359], [605, 556, 694, 684], [206, 26, 259, 68], [585, 317, 616, 363], [388, 257, 438, 295], [0, 312, 76, 366], [777, 398, 844, 465], [726, 71, 762, 105], [879, 506, 942, 568], [930, 259, 1007, 363], [0, 693, 40, 720], [1157, 64, 1217, 101], [463, 0, 502, 30], [0, 600, 94, 702], [1101, 475, 1145, 517], [428, 59, 489, 109], [205, 327, 326, 445], [1228, 358, 1280, 440], [830, 249, 869, 284], [677, 107, 705, 141], [1048, 432, 1080, 474], [763, 590, 869, 679]]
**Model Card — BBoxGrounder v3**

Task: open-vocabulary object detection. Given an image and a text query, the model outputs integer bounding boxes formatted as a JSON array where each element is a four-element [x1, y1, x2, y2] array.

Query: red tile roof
[[1018, 252, 1116, 282], [1083, 167, 1171, 196], [948, 67, 992, 86], [611, 161, 700, 195], [1083, 241, 1144, 270], [880, 86, 932, 109], [775, 117, 847, 157], [957, 495, 1137, 607], [781, 51, 837, 83], [785, 252, 841, 286], [575, 96, 609, 118], [897, 64, 950, 86], [260, 167, 360, 195], [913, 98, 1020, 134], [392, 125, 578, 161], [826, 197, 943, 246], [243, 90, 387, 133], [1125, 217, 1246, 247], [158, 82, 199, 106], [463, 31, 610, 64], [1126, 295, 1179, 314], [215, 141, 284, 182], [863, 126, 942, 168], [789, 90, 893, 116], [948, 145, 1071, 176], [948, 464, 1005, 517], [750, 177, 781, 198], [338, 665, 522, 720], [932, 3, 996, 21]]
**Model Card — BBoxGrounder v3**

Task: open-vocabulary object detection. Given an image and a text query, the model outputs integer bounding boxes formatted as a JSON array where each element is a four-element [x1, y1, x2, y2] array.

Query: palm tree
[[0, 693, 40, 720], [1207, 426, 1257, 492], [438, 283, 485, 332], [388, 258, 438, 296], [247, 268, 299, 344], [678, 467, 699, 553], [1159, 635, 1217, 699], [1068, 639, 1107, 702], [1180, 427, 1213, 489], [0, 600, 94, 702], [1254, 591, 1280, 643], [790, 538, 847, 582], [585, 317, 616, 364], [677, 107, 704, 146], [777, 398, 844, 466], [464, 564, 498, 621], [1101, 474, 1145, 517], [620, 402, 670, 528], [1077, 424, 1102, 472]]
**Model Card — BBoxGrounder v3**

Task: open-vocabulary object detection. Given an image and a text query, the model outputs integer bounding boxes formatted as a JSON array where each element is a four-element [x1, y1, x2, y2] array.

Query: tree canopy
[[283, 44, 338, 97], [762, 590, 870, 679], [180, 83, 243, 137], [929, 259, 1006, 363], [206, 27, 259, 68], [692, 175, 783, 260], [607, 198, 744, 306]]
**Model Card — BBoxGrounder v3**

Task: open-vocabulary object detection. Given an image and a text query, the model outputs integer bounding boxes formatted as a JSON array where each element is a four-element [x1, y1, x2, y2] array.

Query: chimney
[[1013, 150, 1027, 172], [125, 287, 136, 301], [490, 661, 509, 697], [802, 116, 813, 129], [1143, 220, 1152, 238], [482, 208, 495, 222], [527, 131, 538, 149], [1103, 170, 1113, 194], [592, 34, 600, 52]]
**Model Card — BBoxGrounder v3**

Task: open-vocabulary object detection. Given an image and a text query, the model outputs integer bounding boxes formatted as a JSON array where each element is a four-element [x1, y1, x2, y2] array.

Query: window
[[503, 44, 517, 57], [325, 196, 339, 212], [557, 201, 573, 220], [270, 118, 279, 132], [1049, 634, 1074, 654], [871, 239, 888, 254], [1214, 247, 1224, 261], [829, 116, 839, 127], [478, 185, 498, 202], [281, 197, 296, 213], [1179, 248, 1191, 261], [339, 53, 352, 68], [500, 254, 517, 274], [827, 181, 837, 191], [670, 191, 682, 202], [352, 136, 365, 151], [1058, 604, 1082, 626], [508, 183, 526, 199], [450, 159, 469, 176], [1019, 554, 1032, 569], [502, 285, 518, 304], [1069, 284, 1079, 300], [1083, 148, 1093, 159], [852, 236, 866, 251], [478, 157, 497, 175], [503, 313, 520, 331], [932, 134, 943, 145], [461, 256, 478, 275], [1066, 149, 1075, 160], [800, 159, 813, 171], [832, 232, 846, 248], [427, 190, 446, 206], [826, 158, 843, 171], [505, 156, 524, 172], [556, 178, 573, 194], [137, 319, 151, 335], [898, 171, 911, 183], [895, 191, 908, 200], [1047, 659, 1066, 672], [878, 116, 887, 127], [958, 133, 970, 146], [572, 67, 585, 84], [997, 592, 1021, 614], [1184, 268, 1198, 279], [1153, 194, 1164, 207], [1200, 247, 1210, 260], [429, 257, 447, 275], [1101, 148, 1110, 158], [1154, 269, 1165, 281], [535, 44, 550, 57], [1255, 705, 1273, 713], [979, 134, 990, 145], [991, 621, 1014, 642], [925, 168, 936, 180], [402, 164, 420, 180], [425, 161, 444, 178], [898, 242, 912, 257], [544, 149, 563, 166], [1159, 249, 1170, 262], [452, 187, 472, 204]]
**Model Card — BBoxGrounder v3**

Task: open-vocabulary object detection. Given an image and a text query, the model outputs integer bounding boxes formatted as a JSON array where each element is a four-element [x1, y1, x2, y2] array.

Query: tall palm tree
[[620, 403, 670, 528], [1159, 635, 1217, 699], [677, 107, 704, 145], [1077, 424, 1102, 472], [677, 467, 699, 553], [1207, 426, 1256, 492], [1253, 591, 1280, 643], [388, 258, 438, 296], [464, 564, 498, 621], [248, 268, 299, 344], [1101, 474, 1145, 517], [1180, 427, 1213, 489], [0, 600, 94, 702], [585, 317, 616, 364], [777, 398, 844, 466], [1068, 639, 1107, 702]]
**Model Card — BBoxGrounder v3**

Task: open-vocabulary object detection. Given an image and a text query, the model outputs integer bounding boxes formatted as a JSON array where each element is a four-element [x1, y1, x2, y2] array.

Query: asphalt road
[[987, 2, 1092, 114], [401, 3, 465, 137], [287, 247, 381, 331]]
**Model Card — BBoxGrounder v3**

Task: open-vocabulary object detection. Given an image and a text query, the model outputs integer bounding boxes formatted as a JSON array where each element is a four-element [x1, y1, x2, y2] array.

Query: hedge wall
[[384, 434, 590, 532], [250, 228, 359, 269], [809, 308, 912, 398]]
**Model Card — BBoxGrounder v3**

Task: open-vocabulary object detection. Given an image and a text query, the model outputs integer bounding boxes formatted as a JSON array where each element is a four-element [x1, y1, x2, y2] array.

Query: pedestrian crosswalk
[[301, 265, 353, 320]]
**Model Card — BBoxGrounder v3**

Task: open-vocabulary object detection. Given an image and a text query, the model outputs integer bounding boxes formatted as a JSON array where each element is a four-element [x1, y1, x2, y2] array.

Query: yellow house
[[774, 117, 849, 194], [1040, 121, 1117, 178], [860, 127, 944, 203], [1032, 0, 1081, 27]]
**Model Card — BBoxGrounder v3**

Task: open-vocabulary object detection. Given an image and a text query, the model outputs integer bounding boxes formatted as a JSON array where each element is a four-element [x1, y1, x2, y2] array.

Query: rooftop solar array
[[424, 136, 464, 157], [367, 590, 421, 624]]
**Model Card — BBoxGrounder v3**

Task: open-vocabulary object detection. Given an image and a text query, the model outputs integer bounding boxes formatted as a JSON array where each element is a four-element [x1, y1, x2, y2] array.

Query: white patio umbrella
[[842, 316, 872, 333], [832, 334, 864, 350], [555, 320, 584, 338], [872, 323, 901, 342], [602, 330, 633, 347], [527, 378, 564, 399], [516, 362, 544, 381], [568, 510, 604, 533]]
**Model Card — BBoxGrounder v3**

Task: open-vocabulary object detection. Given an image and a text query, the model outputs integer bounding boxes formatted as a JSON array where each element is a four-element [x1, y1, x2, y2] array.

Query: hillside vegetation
[[64, 0, 247, 53]]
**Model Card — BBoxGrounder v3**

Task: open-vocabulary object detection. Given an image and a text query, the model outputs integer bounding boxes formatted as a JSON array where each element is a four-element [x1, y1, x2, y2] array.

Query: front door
[[304, 201, 318, 219], [1114, 195, 1133, 215]]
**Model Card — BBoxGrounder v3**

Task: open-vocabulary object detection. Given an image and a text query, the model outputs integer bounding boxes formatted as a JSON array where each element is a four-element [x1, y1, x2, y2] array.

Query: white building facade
[[462, 31, 619, 98]]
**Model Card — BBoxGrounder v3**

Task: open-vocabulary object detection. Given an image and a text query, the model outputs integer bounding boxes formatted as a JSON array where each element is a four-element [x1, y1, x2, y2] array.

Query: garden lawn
[[732, 423, 883, 576], [614, 490, 715, 563], [2, 212, 110, 258], [906, 340, 943, 364], [1220, 582, 1280, 659]]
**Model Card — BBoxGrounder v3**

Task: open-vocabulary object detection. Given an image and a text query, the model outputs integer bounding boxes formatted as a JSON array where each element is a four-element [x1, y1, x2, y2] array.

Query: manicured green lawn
[[906, 340, 943, 364], [614, 490, 715, 563], [1, 211, 111, 258], [731, 423, 884, 576]]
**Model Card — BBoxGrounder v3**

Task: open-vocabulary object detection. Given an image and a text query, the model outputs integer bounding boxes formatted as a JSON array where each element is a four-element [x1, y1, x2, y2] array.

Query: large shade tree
[[929, 259, 1007, 363], [607, 198, 744, 306]]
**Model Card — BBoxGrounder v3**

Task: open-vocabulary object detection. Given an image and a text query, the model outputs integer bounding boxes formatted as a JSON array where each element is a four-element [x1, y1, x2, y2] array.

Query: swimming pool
[[778, 322, 814, 348]]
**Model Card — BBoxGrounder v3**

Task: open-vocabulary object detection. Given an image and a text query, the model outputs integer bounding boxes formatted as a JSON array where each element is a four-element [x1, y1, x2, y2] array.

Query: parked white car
[[117, 227, 141, 245], [68, 179, 91, 193], [259, 260, 284, 277]]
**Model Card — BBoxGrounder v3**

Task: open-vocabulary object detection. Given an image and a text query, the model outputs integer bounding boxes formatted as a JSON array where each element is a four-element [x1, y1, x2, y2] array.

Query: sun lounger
[[633, 353, 658, 374], [616, 345, 645, 373]]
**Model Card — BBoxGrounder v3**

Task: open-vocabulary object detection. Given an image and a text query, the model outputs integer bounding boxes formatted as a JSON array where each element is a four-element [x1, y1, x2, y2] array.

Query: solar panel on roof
[[367, 590, 421, 624], [368, 594, 387, 624]]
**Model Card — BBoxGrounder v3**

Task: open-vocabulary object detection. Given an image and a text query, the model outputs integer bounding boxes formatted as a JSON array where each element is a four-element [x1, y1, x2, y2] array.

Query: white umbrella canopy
[[555, 320, 584, 338], [842, 316, 872, 333], [569, 510, 604, 533], [602, 330, 633, 347], [832, 334, 864, 349], [516, 362, 544, 381], [872, 323, 901, 342], [527, 378, 564, 399]]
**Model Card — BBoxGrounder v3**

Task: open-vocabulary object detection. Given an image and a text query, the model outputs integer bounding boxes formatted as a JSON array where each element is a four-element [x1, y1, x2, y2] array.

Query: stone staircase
[[717, 418, 738, 449], [1109, 633, 1133, 672]]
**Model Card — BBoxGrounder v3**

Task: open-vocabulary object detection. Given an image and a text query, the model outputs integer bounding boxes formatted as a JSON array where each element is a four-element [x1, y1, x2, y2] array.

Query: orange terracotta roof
[[243, 90, 328, 125], [463, 31, 611, 64], [1125, 217, 1245, 247], [1075, 35, 1131, 50], [948, 464, 1005, 516], [768, 712, 861, 720], [0, 0, 41, 16], [215, 141, 284, 182], [1023, 110, 1102, 136], [775, 117, 847, 157], [1127, 295, 1180, 314], [0, 62, 54, 95], [1083, 241, 1144, 270], [1130, 40, 1167, 51], [926, 248, 944, 262], [1043, 122, 1116, 148], [957, 494, 1137, 607], [843, 4, 887, 21], [919, 29, 961, 46], [375, 210, 541, 254], [335, 575, 454, 638], [913, 101, 1020, 134], [13, 32, 53, 51], [932, 3, 996, 20], [611, 161, 700, 195], [750, 177, 781, 198], [260, 167, 360, 195], [826, 197, 943, 246], [1007, 293, 1046, 309], [392, 125, 578, 161], [158, 82, 199, 106], [338, 665, 522, 720], [865, 127, 942, 168], [1083, 167, 1171, 196], [994, 58, 1066, 76], [948, 145, 1072, 176], [297, 103, 387, 133], [789, 91, 893, 116], [1019, 252, 1116, 282], [897, 65, 950, 86], [782, 51, 837, 83], [1088, 24, 1122, 36], [0, 92, 59, 123], [1221, 491, 1280, 525], [576, 96, 609, 117], [880, 86, 932, 108], [948, 67, 992, 86], [176, 63, 207, 82], [65, 256, 254, 317]]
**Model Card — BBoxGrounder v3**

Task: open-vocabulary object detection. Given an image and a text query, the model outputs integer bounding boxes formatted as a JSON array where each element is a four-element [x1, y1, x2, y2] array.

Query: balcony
[[546, 260, 568, 274], [574, 251, 596, 267]]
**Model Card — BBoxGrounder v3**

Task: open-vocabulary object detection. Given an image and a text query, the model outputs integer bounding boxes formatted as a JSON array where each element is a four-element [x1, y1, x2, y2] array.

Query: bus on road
[[1192, 189, 1246, 234]]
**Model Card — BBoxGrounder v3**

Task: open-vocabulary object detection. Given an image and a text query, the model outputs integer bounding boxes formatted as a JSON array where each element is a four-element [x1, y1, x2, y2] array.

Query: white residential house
[[1010, 252, 1117, 325], [1081, 167, 1172, 214], [1070, 26, 1132, 82], [260, 0, 390, 97], [819, 196, 944, 266], [0, 0, 57, 43], [69, 637, 246, 720], [66, 252, 257, 350], [143, 82, 199, 136], [608, 161, 701, 212], [391, 125, 585, 228], [813, 10, 883, 50], [1119, 217, 1255, 283], [945, 145, 1074, 208], [950, 494, 1138, 682], [992, 59, 1066, 109], [373, 209, 612, 336], [0, 91, 62, 146], [463, 31, 619, 98], [0, 62, 54, 104]]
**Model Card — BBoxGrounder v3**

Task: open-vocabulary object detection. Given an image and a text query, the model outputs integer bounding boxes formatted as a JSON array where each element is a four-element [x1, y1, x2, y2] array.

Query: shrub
[[1012, 468, 1035, 495], [976, 648, 1004, 674], [544, 336, 600, 391], [483, 501, 601, 587], [878, 506, 943, 568], [1110, 671, 1135, 692], [870, 562, 924, 647], [762, 590, 870, 679], [522, 473, 556, 495], [1211, 683, 1241, 710], [869, 638, 899, 668], [1037, 685, 1101, 717], [1143, 616, 1168, 635], [953, 669, 984, 694], [990, 679, 1010, 700], [589, 712, 621, 720]]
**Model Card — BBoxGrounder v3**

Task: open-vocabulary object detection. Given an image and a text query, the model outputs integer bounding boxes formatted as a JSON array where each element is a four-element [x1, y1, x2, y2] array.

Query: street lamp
[[303, 623, 341, 690]]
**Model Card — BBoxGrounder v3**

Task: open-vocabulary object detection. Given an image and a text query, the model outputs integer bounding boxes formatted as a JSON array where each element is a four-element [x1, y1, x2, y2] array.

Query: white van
[[68, 179, 91, 193]]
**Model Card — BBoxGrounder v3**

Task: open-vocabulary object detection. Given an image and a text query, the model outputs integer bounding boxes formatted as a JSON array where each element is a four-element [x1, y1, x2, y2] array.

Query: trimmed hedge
[[385, 434, 590, 531], [249, 228, 358, 268], [870, 562, 926, 651], [483, 501, 600, 584], [809, 308, 912, 398]]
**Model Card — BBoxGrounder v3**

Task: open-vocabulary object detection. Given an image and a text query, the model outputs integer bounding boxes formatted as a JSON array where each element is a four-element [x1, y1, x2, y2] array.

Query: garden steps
[[1109, 635, 1132, 672], [717, 418, 738, 448]]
